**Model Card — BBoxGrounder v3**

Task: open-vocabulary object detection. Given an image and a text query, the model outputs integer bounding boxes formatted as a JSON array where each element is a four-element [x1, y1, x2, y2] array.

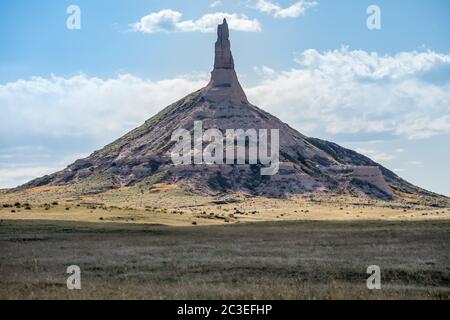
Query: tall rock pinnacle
[[214, 18, 234, 69], [204, 19, 248, 104]]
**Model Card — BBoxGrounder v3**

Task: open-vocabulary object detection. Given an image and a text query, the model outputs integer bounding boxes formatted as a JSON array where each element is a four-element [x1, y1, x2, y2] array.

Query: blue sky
[[1, 0, 449, 195], [1, 0, 449, 82]]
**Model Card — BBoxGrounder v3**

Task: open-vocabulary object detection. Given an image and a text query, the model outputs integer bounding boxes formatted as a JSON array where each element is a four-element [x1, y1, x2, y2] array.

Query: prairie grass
[[0, 219, 448, 299]]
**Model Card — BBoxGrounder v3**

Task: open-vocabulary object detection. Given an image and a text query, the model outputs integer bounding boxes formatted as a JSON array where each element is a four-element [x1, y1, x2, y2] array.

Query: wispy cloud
[[0, 144, 89, 188], [210, 0, 223, 8], [132, 9, 261, 33], [252, 0, 318, 18], [354, 148, 395, 162], [253, 65, 276, 77], [0, 165, 60, 188]]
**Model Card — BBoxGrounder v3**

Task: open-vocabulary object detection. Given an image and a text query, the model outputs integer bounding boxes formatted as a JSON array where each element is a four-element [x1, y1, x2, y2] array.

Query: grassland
[[0, 219, 449, 299], [0, 185, 449, 226], [0, 186, 449, 299]]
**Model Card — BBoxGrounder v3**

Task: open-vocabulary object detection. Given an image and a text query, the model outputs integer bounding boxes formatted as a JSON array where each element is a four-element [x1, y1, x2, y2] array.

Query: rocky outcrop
[[351, 166, 393, 197], [17, 19, 439, 200], [214, 19, 234, 70], [204, 19, 248, 104]]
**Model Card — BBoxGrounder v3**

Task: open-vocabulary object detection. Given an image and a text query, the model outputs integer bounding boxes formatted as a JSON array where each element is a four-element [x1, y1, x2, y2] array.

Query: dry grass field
[[0, 185, 449, 226], [0, 186, 449, 299], [0, 219, 449, 299]]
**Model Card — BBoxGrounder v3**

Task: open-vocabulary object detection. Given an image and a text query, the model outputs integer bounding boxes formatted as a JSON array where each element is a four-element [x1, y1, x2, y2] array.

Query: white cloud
[[2, 48, 449, 146], [294, 46, 450, 80], [1, 48, 449, 147], [407, 161, 423, 165], [210, 0, 223, 8], [0, 73, 208, 141], [246, 47, 450, 140], [354, 148, 394, 162], [253, 0, 318, 18], [253, 65, 276, 77], [0, 165, 60, 188], [0, 145, 89, 188], [132, 9, 261, 33]]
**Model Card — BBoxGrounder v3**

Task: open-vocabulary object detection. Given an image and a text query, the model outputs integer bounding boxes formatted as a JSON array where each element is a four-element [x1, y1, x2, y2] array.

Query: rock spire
[[214, 18, 234, 69], [204, 19, 248, 104]]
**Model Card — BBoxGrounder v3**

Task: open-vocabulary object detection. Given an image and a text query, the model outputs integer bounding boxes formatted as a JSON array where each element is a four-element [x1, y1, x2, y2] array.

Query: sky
[[0, 0, 449, 195]]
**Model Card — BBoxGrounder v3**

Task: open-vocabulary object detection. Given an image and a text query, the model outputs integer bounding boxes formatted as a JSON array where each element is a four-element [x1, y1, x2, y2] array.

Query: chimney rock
[[204, 18, 248, 104]]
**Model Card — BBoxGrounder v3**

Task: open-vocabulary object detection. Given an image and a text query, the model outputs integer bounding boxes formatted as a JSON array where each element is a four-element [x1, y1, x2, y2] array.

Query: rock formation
[[205, 19, 248, 104], [17, 19, 438, 200]]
